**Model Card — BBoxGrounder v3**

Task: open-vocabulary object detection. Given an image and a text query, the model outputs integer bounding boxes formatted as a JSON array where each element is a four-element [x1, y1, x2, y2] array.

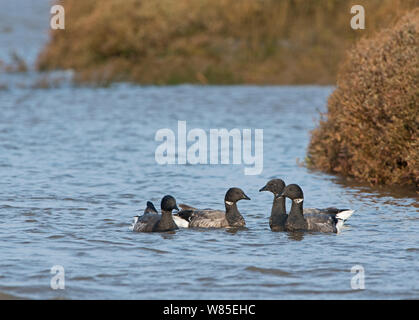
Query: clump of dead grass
[[307, 9, 419, 188], [37, 0, 418, 85]]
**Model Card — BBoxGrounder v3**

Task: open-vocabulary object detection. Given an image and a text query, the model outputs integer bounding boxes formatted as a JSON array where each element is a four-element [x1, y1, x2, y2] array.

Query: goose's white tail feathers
[[335, 210, 354, 233], [336, 209, 354, 221]]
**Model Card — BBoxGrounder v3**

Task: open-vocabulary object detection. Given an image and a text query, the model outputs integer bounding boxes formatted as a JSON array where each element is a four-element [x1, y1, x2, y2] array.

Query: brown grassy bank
[[37, 0, 417, 85], [307, 9, 419, 189]]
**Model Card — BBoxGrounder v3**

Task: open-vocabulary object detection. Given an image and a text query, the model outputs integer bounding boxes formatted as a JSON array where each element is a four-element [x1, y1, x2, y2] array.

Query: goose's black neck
[[158, 210, 178, 230], [271, 196, 286, 216], [286, 200, 308, 231], [225, 202, 245, 227], [269, 196, 288, 231], [289, 201, 304, 218]]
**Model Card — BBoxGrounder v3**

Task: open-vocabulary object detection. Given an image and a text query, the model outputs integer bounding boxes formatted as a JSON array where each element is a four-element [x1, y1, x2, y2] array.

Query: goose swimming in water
[[280, 184, 354, 233], [260, 179, 354, 232], [132, 195, 179, 232], [133, 200, 190, 229], [175, 188, 250, 228], [259, 179, 288, 231]]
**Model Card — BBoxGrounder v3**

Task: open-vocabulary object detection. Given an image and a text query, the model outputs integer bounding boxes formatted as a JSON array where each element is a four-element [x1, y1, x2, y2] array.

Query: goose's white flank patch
[[173, 215, 189, 228]]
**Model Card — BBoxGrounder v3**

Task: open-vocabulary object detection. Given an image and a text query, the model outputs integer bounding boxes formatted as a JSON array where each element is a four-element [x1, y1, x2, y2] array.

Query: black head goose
[[280, 184, 354, 233], [132, 195, 179, 232], [259, 179, 352, 232], [259, 179, 287, 231], [176, 188, 250, 228]]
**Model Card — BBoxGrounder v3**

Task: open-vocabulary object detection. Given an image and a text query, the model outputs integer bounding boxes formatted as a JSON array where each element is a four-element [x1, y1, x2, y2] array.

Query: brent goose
[[280, 184, 354, 233], [259, 179, 287, 231], [132, 199, 189, 228], [259, 179, 351, 231], [176, 188, 250, 228], [133, 200, 190, 229], [132, 195, 179, 232]]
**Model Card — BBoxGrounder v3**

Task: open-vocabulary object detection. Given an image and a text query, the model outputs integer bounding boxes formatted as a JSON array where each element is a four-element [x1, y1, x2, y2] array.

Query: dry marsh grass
[[307, 9, 419, 189], [37, 0, 418, 85]]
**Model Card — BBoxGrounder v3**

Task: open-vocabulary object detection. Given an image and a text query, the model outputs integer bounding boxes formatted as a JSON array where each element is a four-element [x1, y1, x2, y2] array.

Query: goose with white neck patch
[[281, 184, 354, 233], [175, 188, 250, 228], [260, 179, 354, 232]]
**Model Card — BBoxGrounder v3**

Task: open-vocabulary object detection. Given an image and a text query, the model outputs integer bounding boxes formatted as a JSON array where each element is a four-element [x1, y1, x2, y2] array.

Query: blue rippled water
[[0, 0, 417, 300]]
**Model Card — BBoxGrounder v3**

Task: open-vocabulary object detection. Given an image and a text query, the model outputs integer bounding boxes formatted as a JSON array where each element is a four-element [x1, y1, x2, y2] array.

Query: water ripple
[[0, 85, 417, 300]]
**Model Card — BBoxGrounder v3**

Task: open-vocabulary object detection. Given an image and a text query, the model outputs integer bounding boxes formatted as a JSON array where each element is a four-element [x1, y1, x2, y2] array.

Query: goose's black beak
[[174, 204, 179, 211], [242, 194, 251, 200], [259, 185, 267, 192]]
